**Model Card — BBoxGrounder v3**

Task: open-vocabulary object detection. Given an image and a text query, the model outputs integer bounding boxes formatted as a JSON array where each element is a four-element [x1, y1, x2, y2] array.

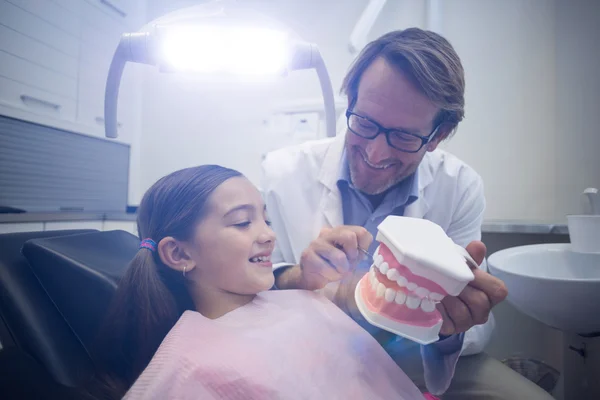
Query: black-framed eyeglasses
[[346, 110, 441, 153]]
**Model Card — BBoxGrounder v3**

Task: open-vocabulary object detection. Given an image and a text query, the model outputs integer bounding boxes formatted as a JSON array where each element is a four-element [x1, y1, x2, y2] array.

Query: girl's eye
[[265, 220, 272, 226], [234, 221, 251, 228]]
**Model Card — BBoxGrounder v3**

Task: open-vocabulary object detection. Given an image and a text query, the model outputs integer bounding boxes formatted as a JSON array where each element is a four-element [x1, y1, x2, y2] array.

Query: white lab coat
[[260, 133, 495, 393]]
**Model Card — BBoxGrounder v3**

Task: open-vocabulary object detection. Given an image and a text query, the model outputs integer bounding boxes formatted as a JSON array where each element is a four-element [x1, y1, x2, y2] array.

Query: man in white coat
[[261, 29, 553, 399]]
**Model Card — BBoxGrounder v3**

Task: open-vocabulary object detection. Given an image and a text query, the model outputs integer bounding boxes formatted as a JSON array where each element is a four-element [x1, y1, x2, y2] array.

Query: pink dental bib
[[124, 290, 426, 400]]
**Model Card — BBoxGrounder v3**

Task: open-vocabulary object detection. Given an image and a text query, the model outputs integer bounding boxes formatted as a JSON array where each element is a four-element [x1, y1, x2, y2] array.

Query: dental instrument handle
[[358, 246, 374, 263]]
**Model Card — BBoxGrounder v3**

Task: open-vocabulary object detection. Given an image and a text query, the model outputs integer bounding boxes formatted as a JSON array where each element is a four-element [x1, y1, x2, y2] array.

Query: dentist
[[261, 28, 552, 399]]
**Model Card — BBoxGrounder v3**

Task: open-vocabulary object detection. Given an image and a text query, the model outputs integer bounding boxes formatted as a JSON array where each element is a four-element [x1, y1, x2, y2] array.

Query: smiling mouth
[[355, 147, 396, 170], [249, 255, 273, 268], [249, 255, 270, 263]]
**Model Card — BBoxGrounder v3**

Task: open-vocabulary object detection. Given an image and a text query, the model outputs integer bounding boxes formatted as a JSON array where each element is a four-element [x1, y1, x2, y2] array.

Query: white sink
[[488, 243, 600, 334]]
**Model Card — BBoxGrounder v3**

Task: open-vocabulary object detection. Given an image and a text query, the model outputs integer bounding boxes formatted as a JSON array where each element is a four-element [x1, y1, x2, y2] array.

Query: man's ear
[[157, 237, 196, 275], [426, 123, 454, 152]]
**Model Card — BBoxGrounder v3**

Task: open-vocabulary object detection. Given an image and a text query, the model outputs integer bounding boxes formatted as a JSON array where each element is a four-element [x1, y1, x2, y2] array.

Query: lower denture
[[359, 243, 448, 327]]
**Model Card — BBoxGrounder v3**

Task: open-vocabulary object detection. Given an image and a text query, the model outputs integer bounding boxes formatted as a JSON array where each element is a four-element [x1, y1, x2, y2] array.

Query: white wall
[[553, 0, 600, 218], [438, 0, 558, 221], [137, 0, 599, 223], [438, 0, 600, 221]]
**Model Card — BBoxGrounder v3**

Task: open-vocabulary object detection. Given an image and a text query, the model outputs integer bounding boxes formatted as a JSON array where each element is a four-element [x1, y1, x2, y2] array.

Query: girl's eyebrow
[[223, 204, 254, 218]]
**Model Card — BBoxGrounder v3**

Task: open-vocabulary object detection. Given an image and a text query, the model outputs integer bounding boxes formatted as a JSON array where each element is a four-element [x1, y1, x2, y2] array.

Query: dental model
[[355, 216, 476, 345]]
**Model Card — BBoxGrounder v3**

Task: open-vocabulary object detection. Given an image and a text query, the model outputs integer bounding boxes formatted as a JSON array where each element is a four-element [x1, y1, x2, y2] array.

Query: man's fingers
[[468, 268, 508, 307], [320, 226, 373, 264], [441, 295, 473, 334], [351, 226, 374, 252], [437, 303, 455, 336], [311, 240, 351, 274], [301, 248, 343, 282], [458, 285, 491, 325], [326, 229, 359, 261], [465, 240, 487, 267]]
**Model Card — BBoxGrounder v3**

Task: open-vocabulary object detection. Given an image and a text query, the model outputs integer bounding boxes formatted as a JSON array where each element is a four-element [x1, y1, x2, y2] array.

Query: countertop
[[482, 220, 569, 235], [0, 212, 569, 234]]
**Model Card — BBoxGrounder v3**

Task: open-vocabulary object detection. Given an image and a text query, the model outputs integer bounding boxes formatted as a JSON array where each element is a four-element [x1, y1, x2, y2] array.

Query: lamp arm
[[105, 33, 152, 138], [104, 39, 127, 139], [312, 47, 336, 138]]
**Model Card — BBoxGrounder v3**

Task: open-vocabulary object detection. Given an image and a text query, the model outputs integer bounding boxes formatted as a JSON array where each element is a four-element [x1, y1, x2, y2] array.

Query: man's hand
[[276, 226, 373, 291], [437, 240, 508, 336]]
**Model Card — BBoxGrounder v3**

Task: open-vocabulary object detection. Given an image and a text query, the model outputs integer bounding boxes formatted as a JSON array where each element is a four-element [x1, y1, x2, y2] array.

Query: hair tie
[[139, 238, 157, 252]]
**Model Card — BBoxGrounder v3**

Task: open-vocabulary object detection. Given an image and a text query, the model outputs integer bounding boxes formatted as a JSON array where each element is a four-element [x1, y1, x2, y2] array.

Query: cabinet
[[0, 219, 137, 235], [0, 0, 144, 145]]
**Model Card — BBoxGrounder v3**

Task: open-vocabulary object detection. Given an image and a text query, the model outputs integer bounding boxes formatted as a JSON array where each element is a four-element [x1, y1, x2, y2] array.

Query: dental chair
[[0, 229, 139, 399]]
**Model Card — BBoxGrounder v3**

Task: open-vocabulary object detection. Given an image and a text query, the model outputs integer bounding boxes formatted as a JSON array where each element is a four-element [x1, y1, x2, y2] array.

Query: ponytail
[[89, 248, 193, 399]]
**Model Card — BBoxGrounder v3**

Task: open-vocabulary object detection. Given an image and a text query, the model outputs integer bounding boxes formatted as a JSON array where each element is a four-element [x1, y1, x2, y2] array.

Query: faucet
[[582, 188, 599, 215]]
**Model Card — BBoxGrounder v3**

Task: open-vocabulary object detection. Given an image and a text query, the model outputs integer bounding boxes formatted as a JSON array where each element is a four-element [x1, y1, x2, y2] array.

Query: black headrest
[[22, 230, 139, 357], [0, 230, 97, 387]]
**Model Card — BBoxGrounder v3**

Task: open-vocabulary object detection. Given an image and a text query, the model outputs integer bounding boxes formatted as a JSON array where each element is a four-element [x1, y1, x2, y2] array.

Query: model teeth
[[376, 283, 386, 298], [429, 292, 444, 301], [396, 275, 408, 287], [386, 268, 399, 281], [369, 257, 446, 309], [415, 287, 430, 298], [395, 291, 406, 305], [420, 299, 436, 313], [405, 295, 420, 309], [367, 266, 438, 313], [384, 288, 396, 302], [379, 261, 389, 274], [250, 255, 270, 262]]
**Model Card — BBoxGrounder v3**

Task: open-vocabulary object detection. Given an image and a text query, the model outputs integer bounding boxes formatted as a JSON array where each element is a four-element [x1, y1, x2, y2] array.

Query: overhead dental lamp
[[104, 0, 336, 139]]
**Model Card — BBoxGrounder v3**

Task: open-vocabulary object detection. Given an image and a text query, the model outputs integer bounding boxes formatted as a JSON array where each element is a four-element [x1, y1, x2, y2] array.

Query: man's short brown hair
[[341, 28, 465, 136]]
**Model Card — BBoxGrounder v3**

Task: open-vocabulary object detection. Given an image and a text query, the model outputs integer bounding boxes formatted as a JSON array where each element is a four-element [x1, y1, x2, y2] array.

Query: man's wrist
[[273, 264, 302, 290], [433, 332, 464, 354]]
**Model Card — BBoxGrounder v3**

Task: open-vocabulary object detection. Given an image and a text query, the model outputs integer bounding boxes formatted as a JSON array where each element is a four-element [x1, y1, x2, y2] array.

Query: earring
[[183, 265, 187, 277]]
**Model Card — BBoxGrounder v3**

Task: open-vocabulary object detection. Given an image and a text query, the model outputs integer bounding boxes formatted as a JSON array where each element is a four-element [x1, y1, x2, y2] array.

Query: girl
[[90, 165, 431, 400]]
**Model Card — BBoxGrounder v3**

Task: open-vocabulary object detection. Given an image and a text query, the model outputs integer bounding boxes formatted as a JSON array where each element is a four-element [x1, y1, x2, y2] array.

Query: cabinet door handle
[[20, 95, 61, 112], [95, 116, 122, 128], [99, 0, 127, 18]]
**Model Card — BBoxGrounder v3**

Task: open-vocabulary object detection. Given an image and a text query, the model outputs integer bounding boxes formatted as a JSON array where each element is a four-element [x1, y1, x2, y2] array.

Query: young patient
[[90, 165, 433, 400]]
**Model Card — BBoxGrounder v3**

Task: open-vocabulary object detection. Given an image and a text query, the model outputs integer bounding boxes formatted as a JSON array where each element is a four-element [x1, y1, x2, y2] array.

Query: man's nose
[[364, 133, 393, 164]]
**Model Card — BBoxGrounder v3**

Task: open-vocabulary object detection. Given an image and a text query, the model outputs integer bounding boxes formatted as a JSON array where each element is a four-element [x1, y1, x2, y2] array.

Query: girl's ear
[[158, 237, 197, 275]]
